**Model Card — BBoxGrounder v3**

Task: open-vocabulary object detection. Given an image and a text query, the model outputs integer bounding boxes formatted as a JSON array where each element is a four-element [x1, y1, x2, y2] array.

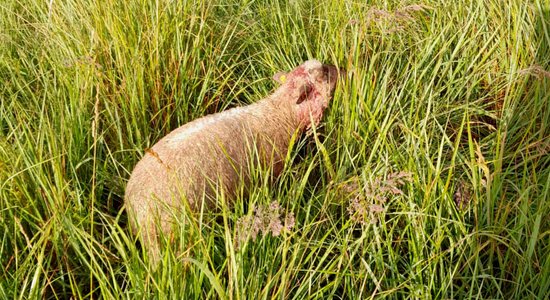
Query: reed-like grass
[[1, 0, 549, 298]]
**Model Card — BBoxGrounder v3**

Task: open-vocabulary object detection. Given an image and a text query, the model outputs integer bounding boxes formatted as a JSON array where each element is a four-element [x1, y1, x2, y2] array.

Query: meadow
[[1, 0, 549, 298]]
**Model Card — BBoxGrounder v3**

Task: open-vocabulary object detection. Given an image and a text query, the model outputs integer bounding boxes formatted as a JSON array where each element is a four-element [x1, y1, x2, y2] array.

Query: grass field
[[1, 0, 549, 298]]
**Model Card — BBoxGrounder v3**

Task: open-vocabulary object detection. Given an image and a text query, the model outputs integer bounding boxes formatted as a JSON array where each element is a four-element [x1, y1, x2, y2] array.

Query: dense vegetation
[[1, 0, 549, 298]]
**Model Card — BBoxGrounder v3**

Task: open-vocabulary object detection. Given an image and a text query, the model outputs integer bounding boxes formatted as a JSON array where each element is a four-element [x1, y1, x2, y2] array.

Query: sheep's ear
[[272, 71, 288, 84]]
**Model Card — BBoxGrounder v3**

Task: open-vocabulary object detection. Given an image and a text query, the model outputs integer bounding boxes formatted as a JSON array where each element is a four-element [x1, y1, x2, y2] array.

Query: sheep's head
[[273, 59, 341, 129]]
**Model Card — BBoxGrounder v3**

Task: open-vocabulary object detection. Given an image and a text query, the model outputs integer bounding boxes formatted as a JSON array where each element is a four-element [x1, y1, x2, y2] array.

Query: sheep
[[125, 59, 340, 263]]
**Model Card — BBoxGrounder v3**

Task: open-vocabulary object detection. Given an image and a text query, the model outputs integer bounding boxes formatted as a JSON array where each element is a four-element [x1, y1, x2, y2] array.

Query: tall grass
[[1, 0, 549, 298]]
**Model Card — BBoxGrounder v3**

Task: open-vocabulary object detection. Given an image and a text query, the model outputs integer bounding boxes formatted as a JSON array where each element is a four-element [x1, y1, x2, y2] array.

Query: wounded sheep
[[125, 59, 340, 264]]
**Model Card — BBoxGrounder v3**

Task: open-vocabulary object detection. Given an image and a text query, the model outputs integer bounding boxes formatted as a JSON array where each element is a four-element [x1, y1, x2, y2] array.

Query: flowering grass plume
[[518, 65, 550, 79], [358, 4, 432, 33], [342, 171, 413, 225], [454, 180, 472, 209], [235, 201, 295, 249]]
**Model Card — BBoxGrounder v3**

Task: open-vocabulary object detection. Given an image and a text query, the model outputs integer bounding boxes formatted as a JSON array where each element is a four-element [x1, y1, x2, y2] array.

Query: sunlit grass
[[1, 0, 549, 298]]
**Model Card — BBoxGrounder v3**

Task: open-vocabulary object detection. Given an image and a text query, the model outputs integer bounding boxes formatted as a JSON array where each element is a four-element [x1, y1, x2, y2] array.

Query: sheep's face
[[273, 60, 340, 129]]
